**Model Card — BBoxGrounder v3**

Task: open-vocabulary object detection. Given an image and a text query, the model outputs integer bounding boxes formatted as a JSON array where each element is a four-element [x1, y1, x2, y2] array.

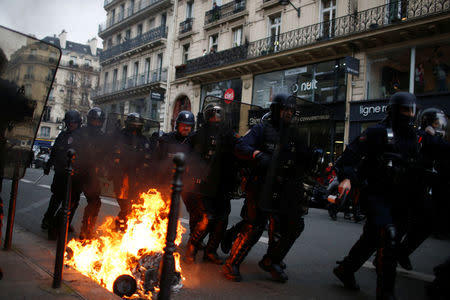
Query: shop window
[[415, 45, 450, 94]]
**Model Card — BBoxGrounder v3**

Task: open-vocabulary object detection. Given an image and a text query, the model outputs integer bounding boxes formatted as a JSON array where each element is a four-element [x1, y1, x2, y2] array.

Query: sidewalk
[[0, 225, 120, 300]]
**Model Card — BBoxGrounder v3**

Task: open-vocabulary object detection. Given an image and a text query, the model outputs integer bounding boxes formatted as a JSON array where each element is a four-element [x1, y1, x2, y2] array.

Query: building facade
[[92, 0, 175, 126], [36, 31, 100, 147], [169, 0, 450, 161]]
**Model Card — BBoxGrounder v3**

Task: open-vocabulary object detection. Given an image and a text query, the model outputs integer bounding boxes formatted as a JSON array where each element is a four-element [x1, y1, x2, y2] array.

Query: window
[[182, 44, 190, 64], [157, 54, 163, 79], [66, 89, 73, 105], [69, 72, 75, 83], [269, 15, 281, 52], [137, 24, 143, 36], [111, 104, 117, 113], [133, 61, 139, 85], [116, 34, 122, 44], [42, 106, 51, 122], [24, 84, 32, 98], [130, 0, 135, 14], [107, 39, 112, 49], [111, 8, 116, 24], [49, 88, 54, 100], [149, 18, 155, 29], [40, 126, 51, 137], [120, 3, 125, 20], [161, 13, 167, 27], [113, 69, 118, 90], [321, 0, 336, 38], [125, 29, 131, 40], [209, 34, 218, 53], [232, 27, 242, 47], [144, 58, 151, 82], [122, 65, 128, 88], [186, 1, 193, 19], [104, 72, 109, 90], [81, 93, 89, 106]]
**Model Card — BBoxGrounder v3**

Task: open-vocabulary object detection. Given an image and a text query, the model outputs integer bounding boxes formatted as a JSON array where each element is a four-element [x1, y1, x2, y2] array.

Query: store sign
[[285, 66, 307, 76], [150, 91, 164, 101], [291, 79, 318, 93], [344, 56, 360, 76], [359, 104, 387, 117], [224, 88, 235, 104]]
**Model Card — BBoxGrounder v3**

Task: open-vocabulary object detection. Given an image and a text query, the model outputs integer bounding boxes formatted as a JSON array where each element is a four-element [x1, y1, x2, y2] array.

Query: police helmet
[[419, 107, 448, 137], [125, 112, 144, 131], [203, 103, 222, 123], [176, 110, 195, 127], [86, 107, 105, 128], [63, 110, 81, 127], [387, 92, 417, 128], [270, 93, 296, 124]]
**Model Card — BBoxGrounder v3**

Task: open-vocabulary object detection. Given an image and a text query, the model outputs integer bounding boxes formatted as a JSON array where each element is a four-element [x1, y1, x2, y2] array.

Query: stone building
[[35, 31, 100, 147], [169, 0, 450, 161], [92, 0, 174, 127]]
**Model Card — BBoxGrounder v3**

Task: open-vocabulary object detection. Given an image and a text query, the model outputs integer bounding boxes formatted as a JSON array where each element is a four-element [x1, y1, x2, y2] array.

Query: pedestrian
[[223, 93, 312, 283], [41, 110, 82, 236], [333, 92, 424, 299]]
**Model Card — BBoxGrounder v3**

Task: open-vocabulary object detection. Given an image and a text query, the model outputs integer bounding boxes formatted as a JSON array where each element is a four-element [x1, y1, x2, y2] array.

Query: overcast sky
[[0, 0, 106, 47]]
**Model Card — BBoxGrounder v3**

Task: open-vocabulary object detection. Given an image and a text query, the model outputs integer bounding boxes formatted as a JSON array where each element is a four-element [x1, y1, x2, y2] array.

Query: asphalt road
[[2, 167, 449, 300]]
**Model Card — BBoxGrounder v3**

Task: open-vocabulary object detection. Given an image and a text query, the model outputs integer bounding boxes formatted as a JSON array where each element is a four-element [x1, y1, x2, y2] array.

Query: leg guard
[[223, 223, 264, 282], [204, 219, 227, 264], [376, 224, 397, 300], [184, 213, 209, 264], [221, 219, 245, 254]]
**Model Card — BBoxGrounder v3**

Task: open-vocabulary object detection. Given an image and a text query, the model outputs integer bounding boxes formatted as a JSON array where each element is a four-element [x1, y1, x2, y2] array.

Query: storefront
[[251, 58, 351, 162], [200, 78, 242, 109]]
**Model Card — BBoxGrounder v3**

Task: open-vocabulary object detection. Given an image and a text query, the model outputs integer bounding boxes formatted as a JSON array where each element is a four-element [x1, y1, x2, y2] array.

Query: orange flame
[[66, 188, 185, 298], [118, 174, 129, 200]]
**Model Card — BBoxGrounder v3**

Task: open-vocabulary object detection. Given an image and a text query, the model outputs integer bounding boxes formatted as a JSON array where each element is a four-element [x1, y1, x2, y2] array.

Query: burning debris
[[65, 189, 185, 299]]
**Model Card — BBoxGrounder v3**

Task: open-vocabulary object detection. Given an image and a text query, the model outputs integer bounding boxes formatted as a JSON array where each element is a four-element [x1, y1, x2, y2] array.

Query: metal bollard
[[52, 149, 75, 289], [4, 166, 19, 250], [158, 152, 185, 300]]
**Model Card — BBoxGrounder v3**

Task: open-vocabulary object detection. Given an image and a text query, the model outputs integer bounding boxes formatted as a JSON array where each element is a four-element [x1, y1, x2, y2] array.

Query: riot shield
[[189, 96, 264, 199], [98, 113, 159, 199], [258, 96, 333, 214], [0, 26, 61, 180]]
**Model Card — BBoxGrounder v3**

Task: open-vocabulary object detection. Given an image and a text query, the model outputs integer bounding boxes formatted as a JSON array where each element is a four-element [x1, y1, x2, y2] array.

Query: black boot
[[258, 255, 288, 283], [223, 223, 263, 282], [204, 220, 227, 264], [79, 214, 97, 240]]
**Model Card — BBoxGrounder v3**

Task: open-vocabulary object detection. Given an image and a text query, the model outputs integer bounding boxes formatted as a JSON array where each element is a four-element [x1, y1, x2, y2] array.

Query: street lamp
[[279, 0, 301, 18]]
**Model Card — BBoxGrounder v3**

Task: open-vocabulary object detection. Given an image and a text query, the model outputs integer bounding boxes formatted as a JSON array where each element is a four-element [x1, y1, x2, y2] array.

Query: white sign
[[359, 104, 387, 117], [285, 67, 307, 76]]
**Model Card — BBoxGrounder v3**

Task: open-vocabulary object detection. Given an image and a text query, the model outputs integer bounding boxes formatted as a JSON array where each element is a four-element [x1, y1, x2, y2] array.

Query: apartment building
[[36, 31, 100, 147], [169, 0, 450, 161], [93, 0, 174, 125]]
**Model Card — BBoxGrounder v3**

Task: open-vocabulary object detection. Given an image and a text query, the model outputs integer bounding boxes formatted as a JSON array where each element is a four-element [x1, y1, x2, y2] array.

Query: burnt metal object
[[113, 274, 137, 297]]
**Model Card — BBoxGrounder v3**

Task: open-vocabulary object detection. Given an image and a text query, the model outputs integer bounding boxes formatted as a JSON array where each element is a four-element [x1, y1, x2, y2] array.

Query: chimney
[[88, 37, 98, 56], [58, 29, 67, 49]]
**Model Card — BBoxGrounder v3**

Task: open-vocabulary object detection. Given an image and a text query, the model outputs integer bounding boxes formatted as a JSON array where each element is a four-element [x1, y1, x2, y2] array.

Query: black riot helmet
[[203, 103, 222, 124], [125, 112, 144, 133], [63, 110, 81, 128], [419, 107, 448, 137], [270, 93, 296, 125], [387, 92, 417, 130], [176, 110, 195, 127], [86, 107, 105, 128]]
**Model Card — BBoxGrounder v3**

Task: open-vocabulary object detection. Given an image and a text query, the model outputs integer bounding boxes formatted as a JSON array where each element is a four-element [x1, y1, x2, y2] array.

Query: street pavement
[[1, 167, 449, 300]]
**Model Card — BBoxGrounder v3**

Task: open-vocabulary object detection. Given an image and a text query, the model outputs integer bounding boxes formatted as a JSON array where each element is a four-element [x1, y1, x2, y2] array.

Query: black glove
[[43, 165, 50, 175], [255, 152, 271, 170]]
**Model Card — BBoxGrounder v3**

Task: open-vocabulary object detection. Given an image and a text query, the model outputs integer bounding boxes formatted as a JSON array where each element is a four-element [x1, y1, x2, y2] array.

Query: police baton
[[52, 149, 75, 289], [158, 152, 185, 300]]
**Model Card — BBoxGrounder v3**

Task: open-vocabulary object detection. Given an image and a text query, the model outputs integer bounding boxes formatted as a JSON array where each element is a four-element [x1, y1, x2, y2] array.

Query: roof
[[42, 36, 102, 56]]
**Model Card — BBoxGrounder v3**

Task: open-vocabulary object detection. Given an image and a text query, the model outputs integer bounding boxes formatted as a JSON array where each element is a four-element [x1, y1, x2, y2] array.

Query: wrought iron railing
[[100, 26, 167, 62], [92, 68, 167, 98], [99, 0, 167, 33], [177, 0, 450, 78], [248, 0, 450, 58], [204, 0, 246, 25], [175, 45, 248, 78], [179, 18, 194, 34], [104, 0, 115, 7]]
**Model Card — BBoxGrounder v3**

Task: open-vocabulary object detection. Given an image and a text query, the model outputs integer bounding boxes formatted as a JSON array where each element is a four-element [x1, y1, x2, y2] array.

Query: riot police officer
[[333, 92, 422, 299], [72, 107, 106, 240], [396, 108, 450, 270], [41, 110, 82, 233], [185, 104, 239, 265], [110, 112, 151, 231], [224, 93, 310, 283]]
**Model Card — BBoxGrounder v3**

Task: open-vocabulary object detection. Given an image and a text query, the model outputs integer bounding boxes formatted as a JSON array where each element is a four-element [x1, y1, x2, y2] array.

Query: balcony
[[100, 26, 167, 64], [175, 45, 248, 79], [176, 0, 450, 81], [98, 0, 172, 37], [92, 68, 167, 99], [204, 0, 246, 26], [179, 18, 194, 35]]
